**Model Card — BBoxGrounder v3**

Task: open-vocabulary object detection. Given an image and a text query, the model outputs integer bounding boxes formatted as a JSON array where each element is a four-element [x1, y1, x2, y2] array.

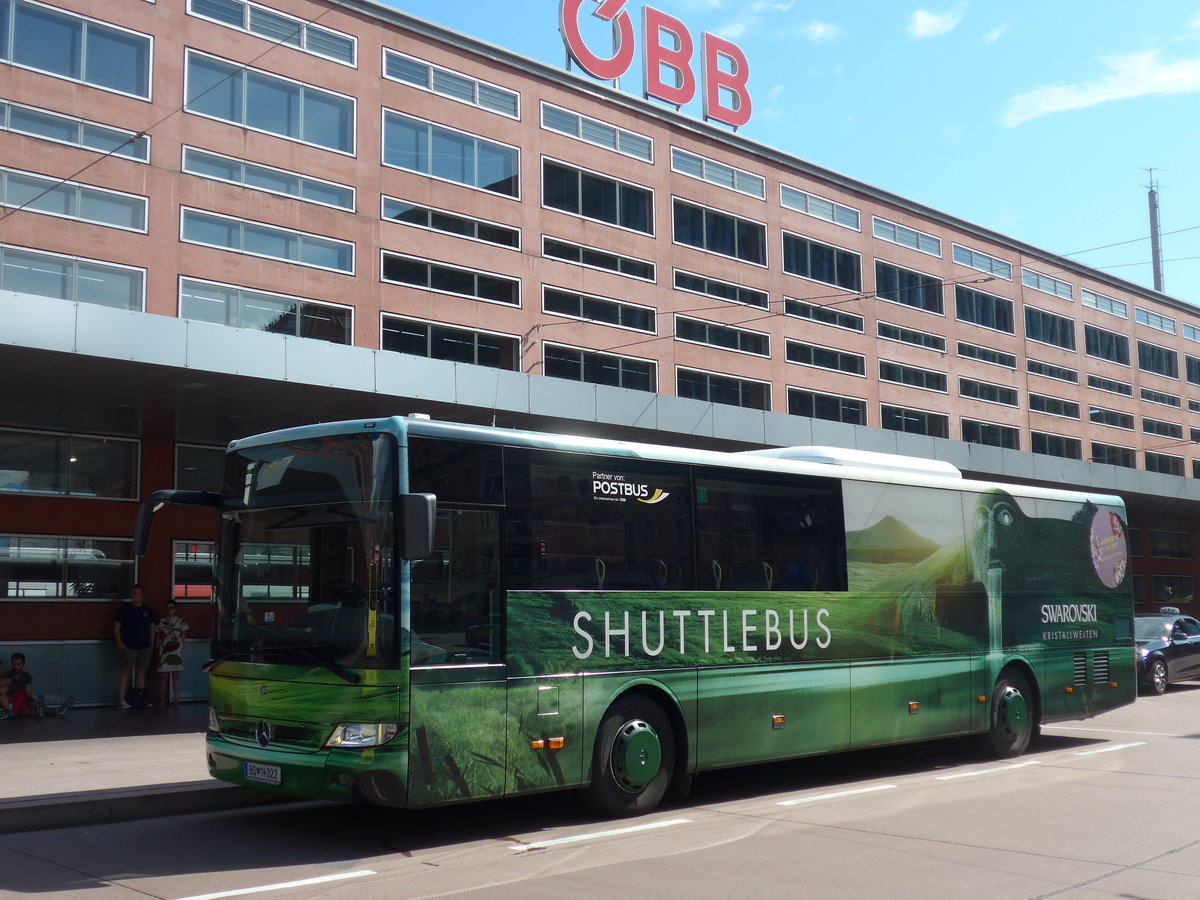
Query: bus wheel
[[580, 695, 675, 817], [979, 669, 1036, 759]]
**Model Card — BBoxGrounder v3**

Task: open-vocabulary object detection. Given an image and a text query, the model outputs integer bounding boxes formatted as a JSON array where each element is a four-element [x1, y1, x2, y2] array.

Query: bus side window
[[695, 470, 845, 592]]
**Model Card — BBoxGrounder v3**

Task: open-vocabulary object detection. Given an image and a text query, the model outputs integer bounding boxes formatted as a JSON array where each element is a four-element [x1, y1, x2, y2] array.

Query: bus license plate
[[244, 762, 281, 785]]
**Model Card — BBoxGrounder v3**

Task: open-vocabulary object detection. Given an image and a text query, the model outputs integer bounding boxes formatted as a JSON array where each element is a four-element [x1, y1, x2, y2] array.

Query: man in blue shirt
[[115, 584, 157, 708]]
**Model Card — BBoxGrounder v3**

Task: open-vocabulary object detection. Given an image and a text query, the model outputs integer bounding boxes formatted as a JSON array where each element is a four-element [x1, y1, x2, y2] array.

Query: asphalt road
[[5, 684, 1200, 899]]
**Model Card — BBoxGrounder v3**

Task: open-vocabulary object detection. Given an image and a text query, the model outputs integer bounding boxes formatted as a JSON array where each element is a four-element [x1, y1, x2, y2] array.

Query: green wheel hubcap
[[998, 686, 1028, 737], [612, 719, 661, 792]]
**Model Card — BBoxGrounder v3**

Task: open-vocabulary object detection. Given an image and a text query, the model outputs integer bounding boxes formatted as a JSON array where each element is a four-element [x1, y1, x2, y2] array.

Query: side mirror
[[401, 493, 436, 560]]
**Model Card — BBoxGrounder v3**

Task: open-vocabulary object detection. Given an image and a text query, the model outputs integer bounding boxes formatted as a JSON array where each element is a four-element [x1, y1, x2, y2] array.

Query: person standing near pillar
[[115, 584, 157, 708]]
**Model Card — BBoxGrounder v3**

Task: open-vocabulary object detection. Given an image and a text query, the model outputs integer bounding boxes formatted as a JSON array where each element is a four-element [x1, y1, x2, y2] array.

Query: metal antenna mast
[[1144, 168, 1164, 293]]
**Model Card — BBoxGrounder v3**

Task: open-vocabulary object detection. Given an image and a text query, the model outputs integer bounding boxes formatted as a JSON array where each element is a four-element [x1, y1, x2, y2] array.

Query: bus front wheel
[[979, 669, 1037, 759], [580, 695, 675, 817]]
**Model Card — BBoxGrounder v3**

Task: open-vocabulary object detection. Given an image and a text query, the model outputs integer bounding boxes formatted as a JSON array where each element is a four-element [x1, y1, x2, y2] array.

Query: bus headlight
[[326, 723, 398, 748]]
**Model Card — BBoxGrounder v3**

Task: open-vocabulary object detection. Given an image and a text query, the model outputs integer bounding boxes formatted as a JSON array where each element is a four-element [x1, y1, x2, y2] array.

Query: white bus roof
[[737, 446, 962, 478]]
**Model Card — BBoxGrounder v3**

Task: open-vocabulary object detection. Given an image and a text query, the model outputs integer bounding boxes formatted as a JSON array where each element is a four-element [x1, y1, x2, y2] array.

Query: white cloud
[[793, 20, 842, 43], [984, 22, 1010, 44], [715, 1, 794, 41], [1003, 48, 1200, 127], [908, 6, 966, 39]]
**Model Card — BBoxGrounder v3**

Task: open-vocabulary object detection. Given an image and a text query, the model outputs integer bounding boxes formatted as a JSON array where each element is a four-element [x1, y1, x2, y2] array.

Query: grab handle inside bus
[[401, 492, 437, 560]]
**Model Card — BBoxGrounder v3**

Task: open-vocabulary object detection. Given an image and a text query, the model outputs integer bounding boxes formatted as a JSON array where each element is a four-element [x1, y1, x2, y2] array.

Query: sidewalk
[[0, 703, 292, 833]]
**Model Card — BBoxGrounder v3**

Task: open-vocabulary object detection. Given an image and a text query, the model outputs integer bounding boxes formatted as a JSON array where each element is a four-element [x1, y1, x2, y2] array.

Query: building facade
[[2, 0, 1199, 704]]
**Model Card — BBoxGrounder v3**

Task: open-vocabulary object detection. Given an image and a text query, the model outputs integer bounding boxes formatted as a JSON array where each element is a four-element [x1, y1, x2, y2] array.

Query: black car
[[1136, 607, 1200, 695]]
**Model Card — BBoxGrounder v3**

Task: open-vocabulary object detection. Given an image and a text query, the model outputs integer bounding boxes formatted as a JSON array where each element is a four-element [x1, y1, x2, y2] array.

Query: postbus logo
[[592, 471, 670, 503], [558, 0, 752, 128]]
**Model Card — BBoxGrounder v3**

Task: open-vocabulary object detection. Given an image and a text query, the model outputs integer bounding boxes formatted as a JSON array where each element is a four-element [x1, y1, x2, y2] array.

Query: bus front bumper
[[206, 735, 409, 807]]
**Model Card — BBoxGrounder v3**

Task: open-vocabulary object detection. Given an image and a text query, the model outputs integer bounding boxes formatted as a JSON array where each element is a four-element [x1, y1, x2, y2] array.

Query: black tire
[[580, 695, 675, 817], [978, 668, 1037, 759], [1147, 659, 1169, 696]]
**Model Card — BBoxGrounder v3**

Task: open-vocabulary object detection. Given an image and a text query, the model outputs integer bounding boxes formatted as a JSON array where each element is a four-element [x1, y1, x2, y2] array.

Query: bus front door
[[407, 507, 507, 807]]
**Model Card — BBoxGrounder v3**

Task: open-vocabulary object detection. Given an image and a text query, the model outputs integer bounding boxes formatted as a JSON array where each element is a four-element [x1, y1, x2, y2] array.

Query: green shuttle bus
[[137, 415, 1136, 816]]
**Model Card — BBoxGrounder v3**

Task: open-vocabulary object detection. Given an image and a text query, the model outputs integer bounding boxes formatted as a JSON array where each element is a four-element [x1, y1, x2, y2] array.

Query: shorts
[[10, 691, 29, 715], [120, 646, 153, 669]]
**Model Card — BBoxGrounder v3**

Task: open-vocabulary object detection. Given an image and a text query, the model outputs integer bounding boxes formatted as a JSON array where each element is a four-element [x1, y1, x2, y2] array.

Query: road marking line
[[1074, 741, 1147, 756], [777, 784, 897, 806], [1043, 725, 1183, 738], [512, 818, 691, 852], [935, 760, 1041, 781], [175, 870, 376, 900]]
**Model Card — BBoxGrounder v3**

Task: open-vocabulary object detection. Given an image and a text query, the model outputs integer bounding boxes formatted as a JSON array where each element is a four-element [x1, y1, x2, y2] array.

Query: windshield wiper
[[244, 641, 362, 685]]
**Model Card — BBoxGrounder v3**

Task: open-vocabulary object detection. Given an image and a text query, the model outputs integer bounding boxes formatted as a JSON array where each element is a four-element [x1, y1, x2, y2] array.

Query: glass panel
[[238, 291, 294, 331], [542, 161, 578, 213], [381, 317, 429, 356], [84, 23, 150, 96], [305, 28, 354, 64], [477, 83, 517, 116], [246, 72, 300, 138], [429, 264, 474, 296], [13, 3, 82, 79], [542, 106, 577, 135], [430, 210, 473, 237], [243, 222, 297, 261], [76, 261, 142, 310], [504, 451, 693, 592], [300, 179, 353, 209], [475, 333, 516, 370], [431, 127, 473, 184], [68, 436, 137, 498], [173, 539, 216, 601], [192, 0, 244, 26], [430, 325, 476, 363], [187, 55, 243, 122], [184, 210, 239, 248], [386, 54, 428, 86], [476, 222, 518, 248], [384, 114, 428, 172], [248, 6, 302, 45], [0, 536, 66, 599], [581, 174, 617, 222], [79, 188, 145, 230], [302, 89, 352, 153], [476, 143, 517, 196], [432, 68, 474, 103], [180, 279, 235, 324], [9, 105, 77, 143], [410, 508, 503, 664], [243, 162, 299, 195], [83, 124, 147, 159], [476, 275, 517, 305], [580, 117, 617, 149], [618, 132, 652, 160], [383, 200, 428, 226], [619, 185, 651, 233], [299, 236, 352, 272], [2, 247, 70, 299], [184, 149, 242, 181], [298, 302, 349, 343], [6, 172, 75, 217], [0, 431, 66, 494], [382, 255, 428, 287]]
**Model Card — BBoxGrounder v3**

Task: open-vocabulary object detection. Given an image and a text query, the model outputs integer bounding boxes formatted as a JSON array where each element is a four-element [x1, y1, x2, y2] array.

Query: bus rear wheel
[[979, 669, 1037, 758], [580, 695, 675, 817]]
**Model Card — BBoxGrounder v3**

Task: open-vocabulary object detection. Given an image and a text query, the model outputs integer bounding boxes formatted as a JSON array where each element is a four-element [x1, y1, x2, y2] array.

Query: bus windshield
[[215, 433, 398, 670]]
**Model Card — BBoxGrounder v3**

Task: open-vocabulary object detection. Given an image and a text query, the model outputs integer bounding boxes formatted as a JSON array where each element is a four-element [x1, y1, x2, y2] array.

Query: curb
[[0, 781, 296, 834]]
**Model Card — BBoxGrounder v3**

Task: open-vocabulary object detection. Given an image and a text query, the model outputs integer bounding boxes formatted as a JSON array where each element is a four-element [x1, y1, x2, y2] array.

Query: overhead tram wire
[[0, 0, 355, 226]]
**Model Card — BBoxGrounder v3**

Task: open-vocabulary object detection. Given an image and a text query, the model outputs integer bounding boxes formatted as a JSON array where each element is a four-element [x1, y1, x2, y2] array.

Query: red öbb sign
[[558, 0, 752, 128]]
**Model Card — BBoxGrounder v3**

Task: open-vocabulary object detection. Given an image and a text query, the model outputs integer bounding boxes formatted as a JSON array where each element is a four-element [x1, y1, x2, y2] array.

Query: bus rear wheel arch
[[979, 667, 1039, 759], [580, 694, 676, 817]]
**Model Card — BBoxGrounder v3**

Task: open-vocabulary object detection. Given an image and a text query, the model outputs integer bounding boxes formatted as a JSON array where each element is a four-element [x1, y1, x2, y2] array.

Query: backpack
[[125, 687, 149, 709]]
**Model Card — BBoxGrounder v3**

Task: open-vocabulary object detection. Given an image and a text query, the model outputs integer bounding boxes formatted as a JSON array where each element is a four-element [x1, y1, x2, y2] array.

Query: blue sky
[[384, 1, 1200, 306]]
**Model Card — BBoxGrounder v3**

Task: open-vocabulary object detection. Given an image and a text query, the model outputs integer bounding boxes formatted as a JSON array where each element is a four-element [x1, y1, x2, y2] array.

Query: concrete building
[[2, 0, 1197, 704]]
